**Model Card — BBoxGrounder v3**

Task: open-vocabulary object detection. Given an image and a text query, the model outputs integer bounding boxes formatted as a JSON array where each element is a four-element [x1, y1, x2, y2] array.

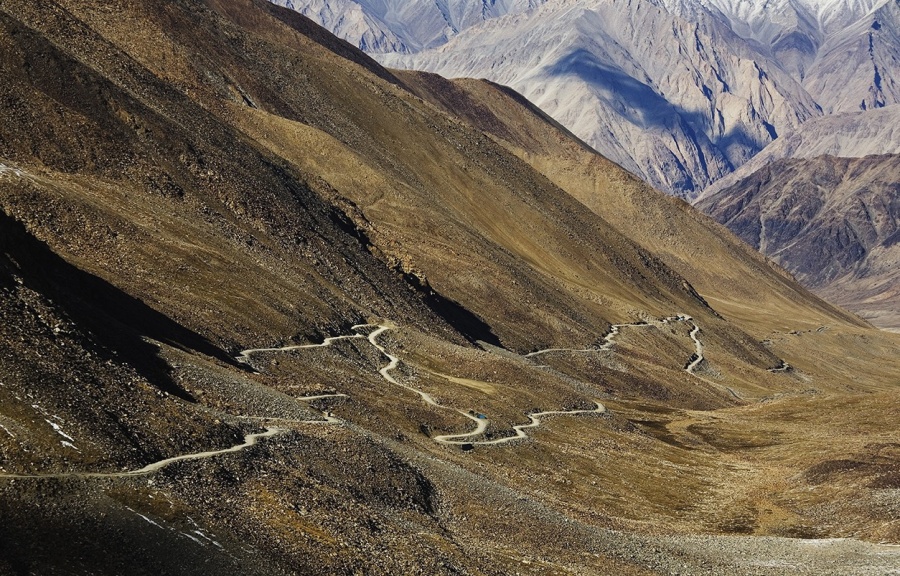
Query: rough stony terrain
[[0, 1, 898, 574]]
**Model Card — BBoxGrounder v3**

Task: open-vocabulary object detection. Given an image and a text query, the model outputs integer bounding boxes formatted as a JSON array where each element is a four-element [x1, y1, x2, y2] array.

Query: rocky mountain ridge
[[268, 0, 547, 52]]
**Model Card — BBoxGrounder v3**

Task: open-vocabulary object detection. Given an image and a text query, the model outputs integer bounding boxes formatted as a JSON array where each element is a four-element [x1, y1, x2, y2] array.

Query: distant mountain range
[[269, 0, 546, 52], [698, 104, 900, 199], [281, 0, 900, 198]]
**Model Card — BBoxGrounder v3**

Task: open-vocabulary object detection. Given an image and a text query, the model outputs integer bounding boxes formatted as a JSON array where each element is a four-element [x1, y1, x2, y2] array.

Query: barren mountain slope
[[0, 1, 898, 574], [697, 154, 900, 331], [396, 71, 867, 335]]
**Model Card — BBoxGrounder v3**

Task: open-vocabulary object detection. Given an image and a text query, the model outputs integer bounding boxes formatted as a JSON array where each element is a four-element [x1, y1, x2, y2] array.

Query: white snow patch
[[0, 423, 14, 438], [126, 507, 165, 529], [60, 440, 80, 451], [181, 532, 205, 546], [45, 419, 76, 442]]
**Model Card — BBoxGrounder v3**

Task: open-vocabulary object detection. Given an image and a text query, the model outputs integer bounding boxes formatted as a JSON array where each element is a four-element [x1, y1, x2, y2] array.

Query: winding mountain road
[[0, 427, 283, 480], [236, 314, 772, 445], [293, 393, 349, 402], [521, 314, 757, 400], [236, 322, 607, 447], [525, 315, 688, 359], [238, 413, 343, 425], [364, 324, 606, 446], [2, 312, 788, 478], [679, 317, 743, 399], [524, 322, 637, 358], [432, 403, 606, 446], [524, 314, 709, 379], [235, 323, 376, 365], [684, 319, 705, 374]]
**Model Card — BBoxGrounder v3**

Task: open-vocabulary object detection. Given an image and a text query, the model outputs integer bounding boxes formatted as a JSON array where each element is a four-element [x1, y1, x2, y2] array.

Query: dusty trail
[[432, 403, 606, 446], [522, 313, 775, 401], [525, 314, 714, 383], [0, 427, 283, 480], [236, 322, 606, 447], [0, 400, 346, 480], [525, 321, 640, 358], [365, 324, 443, 407], [679, 317, 743, 399], [1, 313, 793, 477], [237, 414, 342, 425], [684, 319, 705, 374], [235, 323, 377, 365], [236, 314, 788, 444], [292, 393, 349, 402], [525, 315, 687, 358]]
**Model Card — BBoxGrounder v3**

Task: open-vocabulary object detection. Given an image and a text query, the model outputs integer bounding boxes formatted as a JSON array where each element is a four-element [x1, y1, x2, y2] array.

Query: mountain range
[[269, 0, 547, 52], [283, 0, 900, 329], [287, 0, 900, 198], [1, 0, 899, 574], [694, 104, 900, 331], [698, 104, 900, 199]]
